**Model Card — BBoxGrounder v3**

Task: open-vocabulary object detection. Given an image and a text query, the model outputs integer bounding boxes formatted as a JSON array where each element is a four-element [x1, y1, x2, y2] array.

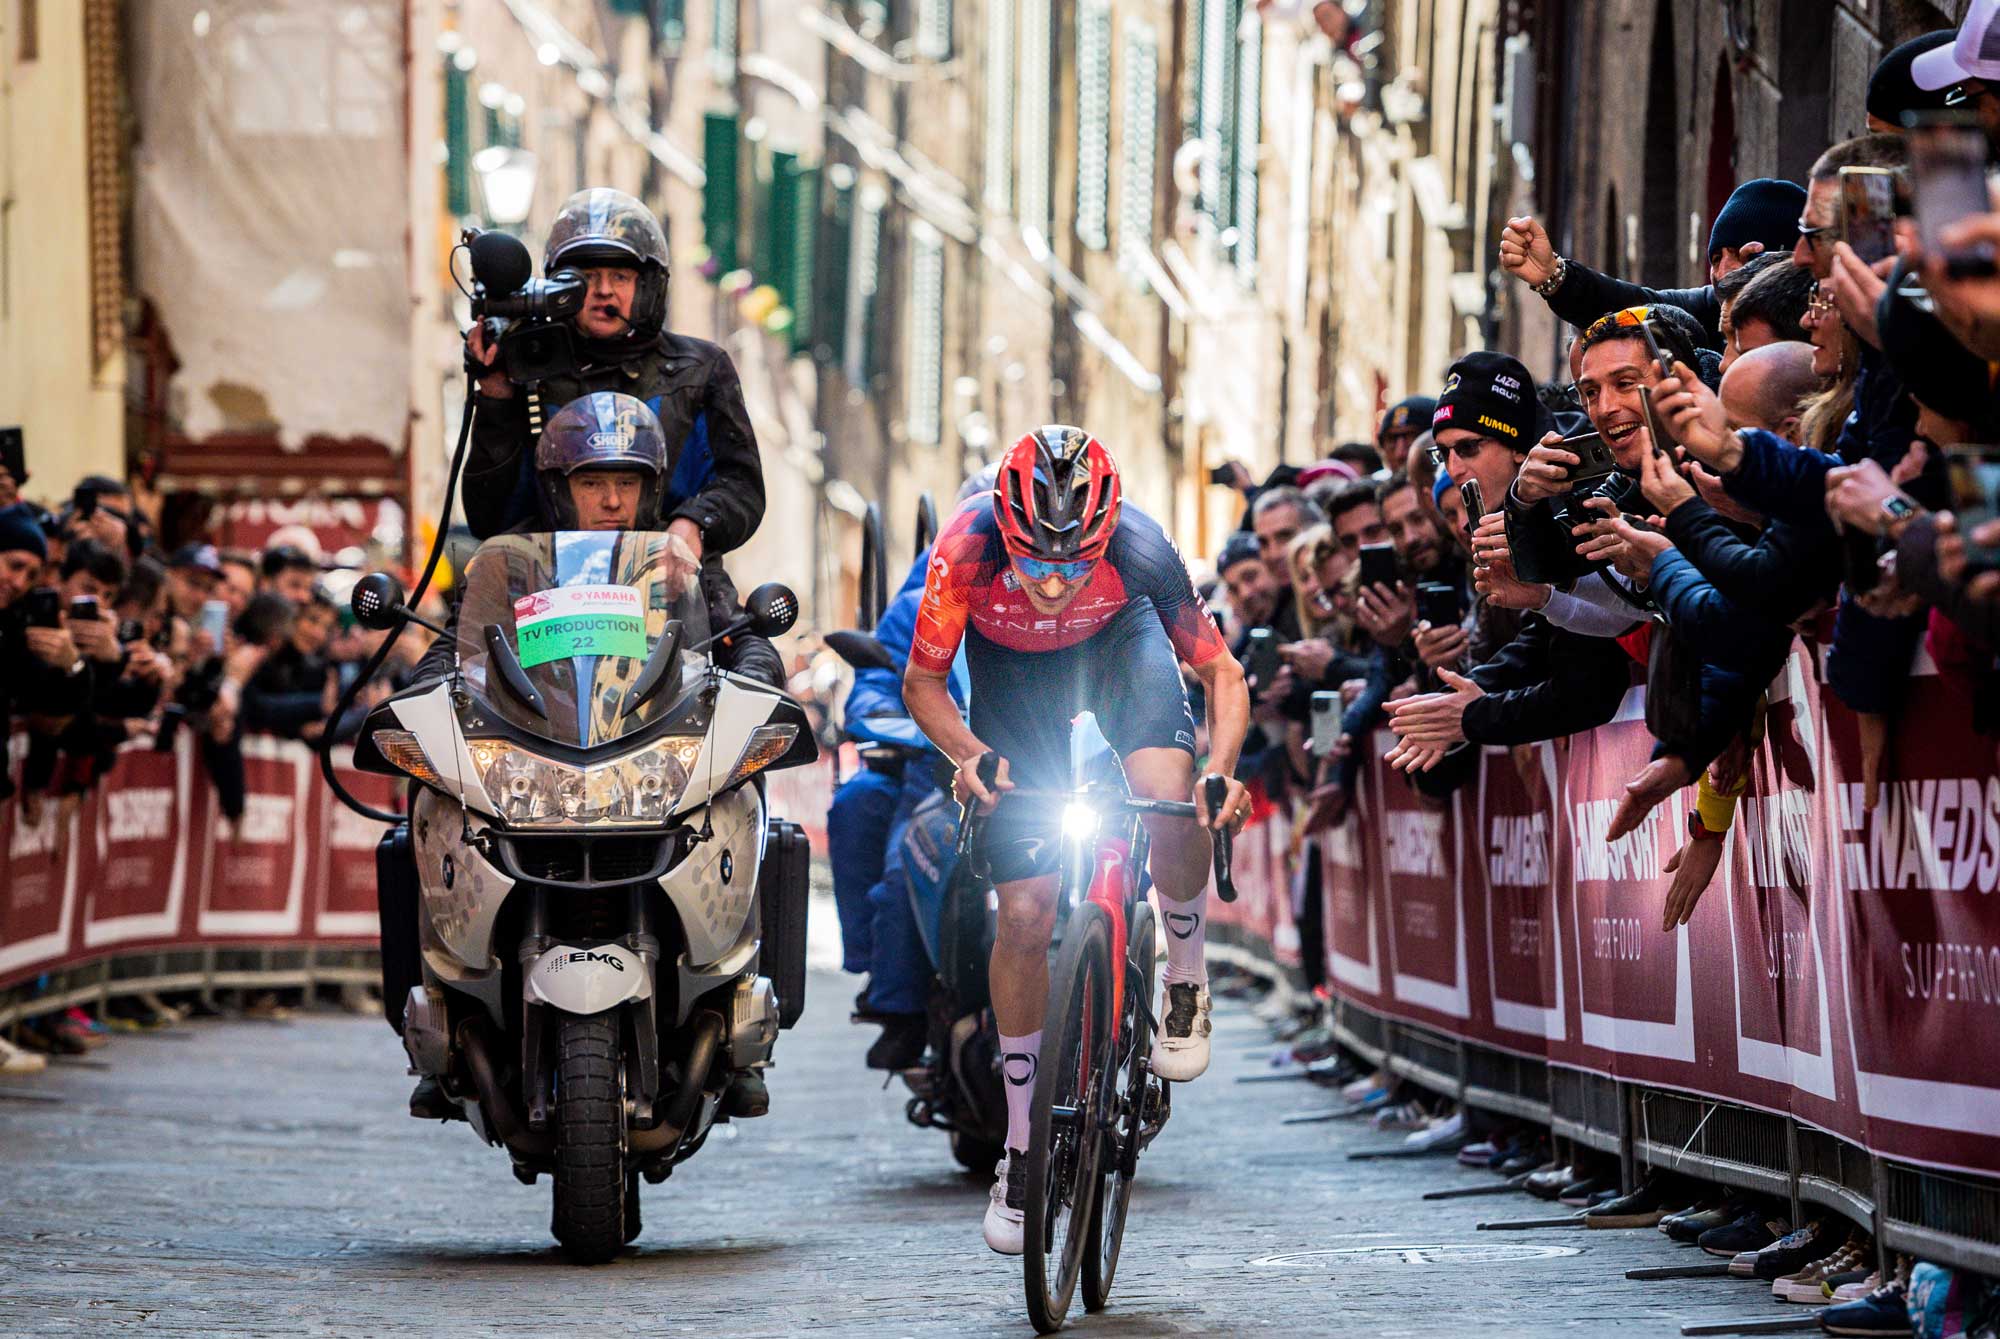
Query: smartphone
[[1908, 113, 1997, 278], [1416, 581, 1463, 628], [1838, 165, 1899, 267], [68, 595, 101, 622], [116, 617, 144, 644], [199, 598, 230, 655], [1560, 430, 1620, 484], [1459, 477, 1485, 520], [24, 586, 62, 629], [1208, 463, 1239, 487], [1245, 627, 1280, 688], [1637, 320, 1677, 382], [1310, 691, 1342, 755], [1358, 542, 1400, 590]]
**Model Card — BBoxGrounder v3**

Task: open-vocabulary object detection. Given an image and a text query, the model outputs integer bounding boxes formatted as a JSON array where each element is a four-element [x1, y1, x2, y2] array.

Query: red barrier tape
[[1204, 646, 2000, 1178]]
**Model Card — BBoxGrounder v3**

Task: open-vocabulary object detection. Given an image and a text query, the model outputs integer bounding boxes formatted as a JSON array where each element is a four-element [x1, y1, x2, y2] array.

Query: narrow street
[[3, 965, 1804, 1337]]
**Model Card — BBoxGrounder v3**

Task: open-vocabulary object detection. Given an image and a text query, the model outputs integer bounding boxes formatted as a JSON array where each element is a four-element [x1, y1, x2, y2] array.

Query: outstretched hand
[[1607, 755, 1693, 843]]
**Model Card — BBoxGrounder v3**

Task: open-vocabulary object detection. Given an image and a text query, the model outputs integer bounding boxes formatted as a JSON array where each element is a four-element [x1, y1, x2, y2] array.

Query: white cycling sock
[[1158, 890, 1209, 986], [999, 1030, 1042, 1153]]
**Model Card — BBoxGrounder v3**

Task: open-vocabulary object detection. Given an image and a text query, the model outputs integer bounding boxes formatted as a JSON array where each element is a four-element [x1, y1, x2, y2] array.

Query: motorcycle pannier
[[375, 823, 424, 1034], [759, 818, 811, 1028]]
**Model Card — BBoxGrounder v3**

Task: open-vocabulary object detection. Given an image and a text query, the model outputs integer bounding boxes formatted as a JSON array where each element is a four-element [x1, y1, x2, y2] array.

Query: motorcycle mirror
[[351, 572, 408, 632], [744, 582, 800, 638]]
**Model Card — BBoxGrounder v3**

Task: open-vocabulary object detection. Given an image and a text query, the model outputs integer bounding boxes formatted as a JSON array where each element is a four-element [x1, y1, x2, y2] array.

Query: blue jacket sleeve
[[1721, 430, 1841, 525]]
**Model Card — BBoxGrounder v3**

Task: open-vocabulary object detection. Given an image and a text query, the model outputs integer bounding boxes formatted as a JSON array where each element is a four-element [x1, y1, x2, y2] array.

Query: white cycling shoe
[[983, 1149, 1028, 1254], [1150, 981, 1213, 1081]]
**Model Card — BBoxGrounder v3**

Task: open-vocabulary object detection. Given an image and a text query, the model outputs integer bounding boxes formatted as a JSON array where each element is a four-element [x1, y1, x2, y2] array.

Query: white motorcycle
[[347, 528, 815, 1263]]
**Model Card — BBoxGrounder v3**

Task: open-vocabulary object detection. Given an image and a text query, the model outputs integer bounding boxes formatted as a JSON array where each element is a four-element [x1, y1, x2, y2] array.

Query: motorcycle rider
[[403, 391, 779, 1119], [460, 187, 772, 687], [903, 427, 1252, 1254], [834, 466, 995, 1072]]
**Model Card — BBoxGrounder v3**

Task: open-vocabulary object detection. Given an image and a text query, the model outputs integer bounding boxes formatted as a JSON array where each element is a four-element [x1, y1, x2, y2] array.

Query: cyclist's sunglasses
[[1013, 555, 1095, 583]]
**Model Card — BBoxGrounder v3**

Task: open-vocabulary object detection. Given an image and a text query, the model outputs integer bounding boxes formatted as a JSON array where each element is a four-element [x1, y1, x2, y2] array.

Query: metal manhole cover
[[1252, 1243, 1583, 1267]]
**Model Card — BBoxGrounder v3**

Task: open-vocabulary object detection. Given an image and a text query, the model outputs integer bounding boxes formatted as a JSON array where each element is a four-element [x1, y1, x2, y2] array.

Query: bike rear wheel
[[1082, 900, 1155, 1311], [1022, 904, 1114, 1334]]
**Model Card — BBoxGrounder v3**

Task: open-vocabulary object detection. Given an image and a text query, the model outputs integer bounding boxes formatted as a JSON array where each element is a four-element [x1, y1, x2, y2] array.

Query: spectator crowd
[[1182, 18, 2000, 1333], [0, 473, 433, 1068]]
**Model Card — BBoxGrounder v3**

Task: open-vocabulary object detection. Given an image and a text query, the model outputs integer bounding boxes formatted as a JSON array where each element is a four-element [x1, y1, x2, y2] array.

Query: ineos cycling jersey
[[909, 500, 1226, 673]]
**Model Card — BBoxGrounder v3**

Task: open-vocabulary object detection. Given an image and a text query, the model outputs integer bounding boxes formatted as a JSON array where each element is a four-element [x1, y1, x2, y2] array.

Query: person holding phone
[[0, 506, 99, 802]]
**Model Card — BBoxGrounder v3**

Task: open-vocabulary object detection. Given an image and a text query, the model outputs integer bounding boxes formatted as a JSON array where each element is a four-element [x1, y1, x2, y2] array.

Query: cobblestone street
[[2, 972, 1811, 1337]]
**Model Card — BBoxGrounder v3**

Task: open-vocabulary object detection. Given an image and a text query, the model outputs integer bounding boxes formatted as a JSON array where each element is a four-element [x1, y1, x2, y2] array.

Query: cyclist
[[902, 425, 1252, 1254]]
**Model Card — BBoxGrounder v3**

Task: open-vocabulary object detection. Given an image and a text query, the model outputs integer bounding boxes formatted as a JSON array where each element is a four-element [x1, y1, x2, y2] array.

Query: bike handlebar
[[951, 753, 1237, 903]]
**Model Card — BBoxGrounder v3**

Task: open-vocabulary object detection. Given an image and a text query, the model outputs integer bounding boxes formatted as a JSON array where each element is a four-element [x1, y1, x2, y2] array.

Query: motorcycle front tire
[[551, 1013, 627, 1264]]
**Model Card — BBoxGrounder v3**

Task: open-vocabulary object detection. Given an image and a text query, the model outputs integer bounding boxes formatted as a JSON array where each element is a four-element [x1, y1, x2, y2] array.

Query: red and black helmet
[[993, 425, 1123, 563]]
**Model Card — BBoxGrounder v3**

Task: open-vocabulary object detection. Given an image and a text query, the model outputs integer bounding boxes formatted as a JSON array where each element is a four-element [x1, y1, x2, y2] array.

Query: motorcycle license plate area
[[525, 942, 652, 1014], [512, 584, 647, 669]]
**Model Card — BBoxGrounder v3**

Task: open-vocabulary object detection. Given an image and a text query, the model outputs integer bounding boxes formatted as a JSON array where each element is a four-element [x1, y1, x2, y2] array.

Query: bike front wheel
[[1082, 899, 1155, 1311], [1022, 902, 1114, 1334]]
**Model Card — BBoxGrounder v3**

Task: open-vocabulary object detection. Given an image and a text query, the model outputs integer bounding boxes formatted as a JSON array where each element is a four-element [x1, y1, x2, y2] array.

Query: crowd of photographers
[[1199, 18, 2000, 994]]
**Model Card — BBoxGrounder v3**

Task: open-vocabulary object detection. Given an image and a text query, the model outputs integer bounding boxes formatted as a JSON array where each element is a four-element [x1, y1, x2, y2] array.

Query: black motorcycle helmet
[[543, 187, 671, 349], [536, 392, 671, 529]]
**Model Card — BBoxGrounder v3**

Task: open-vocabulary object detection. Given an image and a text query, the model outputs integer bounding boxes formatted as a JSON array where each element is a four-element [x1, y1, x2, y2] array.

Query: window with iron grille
[[905, 223, 945, 446], [844, 184, 885, 387], [916, 0, 952, 61], [659, 0, 686, 46], [1117, 17, 1158, 262], [1074, 0, 1112, 251], [1016, 0, 1051, 235], [983, 1, 1015, 215], [1232, 27, 1261, 280]]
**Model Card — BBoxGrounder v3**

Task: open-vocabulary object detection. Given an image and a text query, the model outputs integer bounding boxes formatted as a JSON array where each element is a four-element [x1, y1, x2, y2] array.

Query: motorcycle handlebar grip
[[1203, 773, 1237, 904]]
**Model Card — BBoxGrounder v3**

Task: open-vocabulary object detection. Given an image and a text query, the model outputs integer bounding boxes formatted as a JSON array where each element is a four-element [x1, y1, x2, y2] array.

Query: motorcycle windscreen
[[455, 530, 712, 749]]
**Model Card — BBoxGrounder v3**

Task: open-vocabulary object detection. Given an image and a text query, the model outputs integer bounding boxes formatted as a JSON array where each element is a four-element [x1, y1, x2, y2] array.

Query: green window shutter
[[983, 1, 1015, 215], [484, 103, 503, 148], [444, 59, 471, 218], [916, 0, 952, 60], [701, 108, 739, 272], [1075, 0, 1111, 251], [818, 168, 854, 366], [845, 184, 885, 386], [1016, 0, 1051, 233], [758, 149, 795, 290], [905, 223, 945, 446], [1232, 28, 1260, 280], [786, 161, 820, 352], [606, 0, 648, 13], [1117, 18, 1158, 260], [659, 0, 686, 45]]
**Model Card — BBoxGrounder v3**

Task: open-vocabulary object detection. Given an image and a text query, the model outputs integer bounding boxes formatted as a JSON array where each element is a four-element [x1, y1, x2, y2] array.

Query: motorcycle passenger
[[459, 187, 774, 688], [403, 392, 778, 1121], [902, 427, 1253, 1254], [837, 467, 994, 1072]]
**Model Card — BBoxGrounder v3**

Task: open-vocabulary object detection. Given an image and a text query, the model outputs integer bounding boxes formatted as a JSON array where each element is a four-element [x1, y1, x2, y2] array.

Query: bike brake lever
[[953, 751, 1005, 857], [1202, 773, 1237, 903]]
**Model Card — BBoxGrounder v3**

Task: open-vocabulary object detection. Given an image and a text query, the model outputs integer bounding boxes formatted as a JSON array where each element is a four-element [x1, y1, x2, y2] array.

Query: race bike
[[824, 629, 1011, 1176], [956, 752, 1236, 1332], [348, 529, 816, 1263]]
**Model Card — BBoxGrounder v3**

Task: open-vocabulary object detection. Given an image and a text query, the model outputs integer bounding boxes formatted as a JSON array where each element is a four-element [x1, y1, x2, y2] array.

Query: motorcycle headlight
[[467, 737, 703, 827]]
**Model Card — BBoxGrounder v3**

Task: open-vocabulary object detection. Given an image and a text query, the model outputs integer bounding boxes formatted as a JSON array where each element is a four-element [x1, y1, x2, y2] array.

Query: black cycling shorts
[[965, 596, 1197, 884]]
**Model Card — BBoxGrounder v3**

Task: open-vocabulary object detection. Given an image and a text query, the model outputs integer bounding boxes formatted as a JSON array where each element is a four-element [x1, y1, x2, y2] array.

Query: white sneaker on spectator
[[0, 1036, 47, 1075]]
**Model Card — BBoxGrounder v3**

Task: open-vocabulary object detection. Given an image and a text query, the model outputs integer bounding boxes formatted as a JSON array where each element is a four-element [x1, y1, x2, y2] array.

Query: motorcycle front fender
[[523, 943, 655, 1015]]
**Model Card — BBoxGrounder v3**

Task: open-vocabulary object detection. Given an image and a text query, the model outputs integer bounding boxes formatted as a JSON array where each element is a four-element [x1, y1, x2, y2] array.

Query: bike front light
[[468, 737, 704, 827], [1061, 800, 1100, 842]]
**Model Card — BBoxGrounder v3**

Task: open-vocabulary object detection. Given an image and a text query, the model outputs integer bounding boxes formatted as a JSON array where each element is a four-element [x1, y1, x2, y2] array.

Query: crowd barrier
[[1209, 644, 2000, 1278], [0, 735, 399, 1025]]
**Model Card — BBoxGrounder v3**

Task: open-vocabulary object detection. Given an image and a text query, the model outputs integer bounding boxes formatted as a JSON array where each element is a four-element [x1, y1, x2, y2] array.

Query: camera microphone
[[468, 229, 533, 295]]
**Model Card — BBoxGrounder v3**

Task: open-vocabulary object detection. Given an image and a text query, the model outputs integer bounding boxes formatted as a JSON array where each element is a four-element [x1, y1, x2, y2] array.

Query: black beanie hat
[[1378, 395, 1437, 441], [0, 503, 48, 560], [1431, 351, 1540, 447], [1872, 31, 1961, 123], [1217, 530, 1261, 574], [1707, 179, 1808, 261]]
